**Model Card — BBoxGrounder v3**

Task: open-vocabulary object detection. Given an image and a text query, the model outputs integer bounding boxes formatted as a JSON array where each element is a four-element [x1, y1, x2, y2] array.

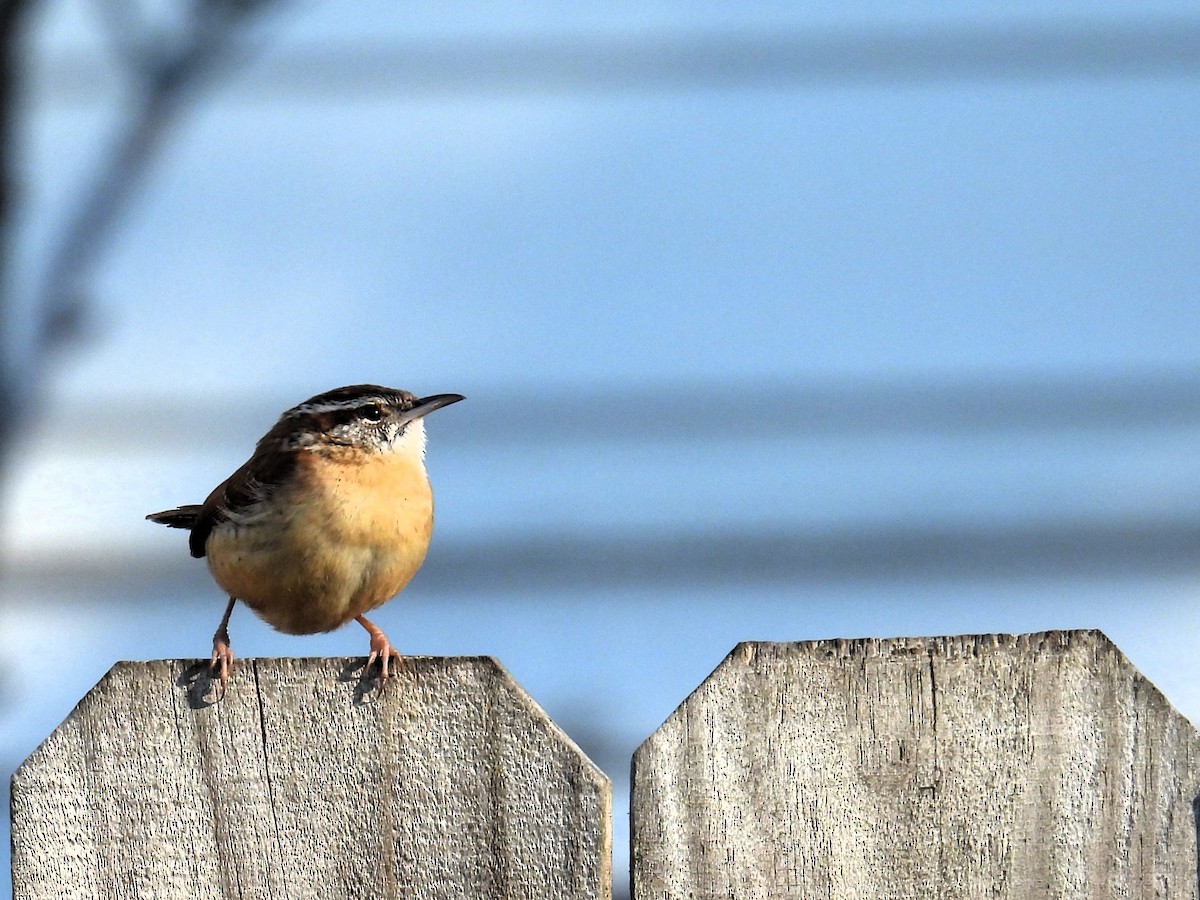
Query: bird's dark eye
[[361, 406, 385, 422]]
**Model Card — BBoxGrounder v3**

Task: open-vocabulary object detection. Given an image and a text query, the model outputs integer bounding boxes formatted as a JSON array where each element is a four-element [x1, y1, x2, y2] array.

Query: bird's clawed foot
[[357, 614, 402, 688], [209, 597, 237, 699], [210, 632, 234, 698]]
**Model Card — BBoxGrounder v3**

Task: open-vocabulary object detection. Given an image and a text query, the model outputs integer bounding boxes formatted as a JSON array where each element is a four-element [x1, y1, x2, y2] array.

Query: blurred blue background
[[3, 2, 1200, 896]]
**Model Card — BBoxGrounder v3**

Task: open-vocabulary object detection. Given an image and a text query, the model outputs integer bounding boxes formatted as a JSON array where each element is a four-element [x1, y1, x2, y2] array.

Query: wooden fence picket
[[631, 630, 1200, 899], [10, 656, 611, 900]]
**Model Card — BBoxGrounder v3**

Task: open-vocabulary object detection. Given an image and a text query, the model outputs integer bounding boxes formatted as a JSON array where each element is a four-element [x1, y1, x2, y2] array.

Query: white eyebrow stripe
[[286, 396, 390, 417]]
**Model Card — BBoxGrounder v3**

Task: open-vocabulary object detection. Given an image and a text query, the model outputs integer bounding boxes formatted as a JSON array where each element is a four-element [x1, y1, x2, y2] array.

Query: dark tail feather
[[146, 505, 203, 529]]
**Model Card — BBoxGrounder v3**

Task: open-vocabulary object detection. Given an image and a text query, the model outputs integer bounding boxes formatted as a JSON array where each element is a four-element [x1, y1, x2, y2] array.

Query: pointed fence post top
[[12, 656, 612, 900], [633, 629, 1200, 899]]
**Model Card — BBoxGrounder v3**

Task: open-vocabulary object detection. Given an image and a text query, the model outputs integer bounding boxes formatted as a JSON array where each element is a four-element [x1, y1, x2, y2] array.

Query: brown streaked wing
[[187, 443, 298, 558]]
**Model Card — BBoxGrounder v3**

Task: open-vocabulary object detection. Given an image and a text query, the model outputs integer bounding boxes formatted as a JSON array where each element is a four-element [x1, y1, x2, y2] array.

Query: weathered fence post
[[11, 656, 611, 899], [632, 630, 1200, 899]]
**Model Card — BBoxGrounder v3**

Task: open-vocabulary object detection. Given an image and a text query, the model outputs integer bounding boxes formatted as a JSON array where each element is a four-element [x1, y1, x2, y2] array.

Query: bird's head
[[272, 384, 464, 458]]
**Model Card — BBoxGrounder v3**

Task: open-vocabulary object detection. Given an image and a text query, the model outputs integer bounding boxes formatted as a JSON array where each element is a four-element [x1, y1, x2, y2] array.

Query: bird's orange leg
[[356, 614, 402, 685], [211, 597, 237, 695]]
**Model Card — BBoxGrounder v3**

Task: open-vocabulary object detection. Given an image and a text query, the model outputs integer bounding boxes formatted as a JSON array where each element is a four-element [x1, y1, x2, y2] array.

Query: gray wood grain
[[11, 656, 611, 900], [631, 630, 1200, 899]]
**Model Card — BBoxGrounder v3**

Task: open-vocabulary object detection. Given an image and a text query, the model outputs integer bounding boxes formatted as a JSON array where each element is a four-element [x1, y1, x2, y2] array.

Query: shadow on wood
[[632, 630, 1200, 899], [11, 656, 612, 899]]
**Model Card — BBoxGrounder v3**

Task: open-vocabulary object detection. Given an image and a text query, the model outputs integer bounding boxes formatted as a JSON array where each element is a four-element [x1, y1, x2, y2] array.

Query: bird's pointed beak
[[398, 393, 465, 425]]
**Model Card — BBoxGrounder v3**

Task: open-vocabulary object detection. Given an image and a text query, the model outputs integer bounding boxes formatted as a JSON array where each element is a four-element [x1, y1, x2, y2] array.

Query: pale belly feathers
[[205, 453, 434, 634]]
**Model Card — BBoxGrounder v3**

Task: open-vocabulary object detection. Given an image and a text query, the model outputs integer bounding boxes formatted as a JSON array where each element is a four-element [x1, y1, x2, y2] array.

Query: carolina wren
[[147, 384, 463, 690]]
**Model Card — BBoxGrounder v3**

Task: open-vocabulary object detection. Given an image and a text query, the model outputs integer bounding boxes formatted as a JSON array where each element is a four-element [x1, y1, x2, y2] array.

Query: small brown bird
[[147, 384, 463, 690]]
